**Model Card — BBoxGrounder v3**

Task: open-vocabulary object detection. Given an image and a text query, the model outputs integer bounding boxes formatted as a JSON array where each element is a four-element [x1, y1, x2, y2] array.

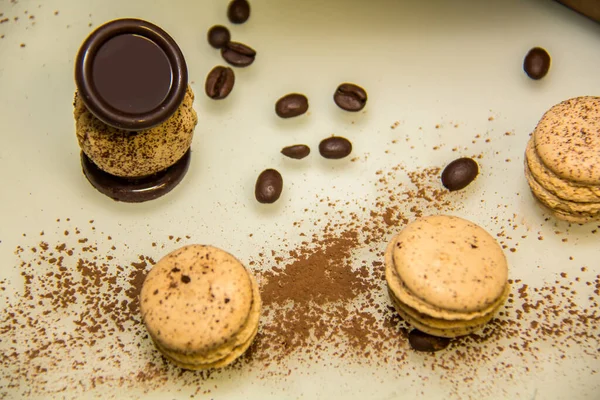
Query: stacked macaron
[[385, 215, 509, 338], [524, 96, 600, 223], [74, 86, 198, 178], [140, 245, 261, 370]]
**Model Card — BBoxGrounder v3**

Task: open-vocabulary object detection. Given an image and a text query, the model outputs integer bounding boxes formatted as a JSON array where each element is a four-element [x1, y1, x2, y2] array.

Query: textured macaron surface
[[75, 86, 198, 178], [140, 245, 254, 354], [391, 215, 508, 313], [533, 96, 600, 185]]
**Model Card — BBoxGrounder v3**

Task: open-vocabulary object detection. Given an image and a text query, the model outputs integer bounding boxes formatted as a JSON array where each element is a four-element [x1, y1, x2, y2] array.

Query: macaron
[[384, 215, 509, 338], [140, 244, 261, 370], [74, 86, 198, 178], [524, 96, 600, 223]]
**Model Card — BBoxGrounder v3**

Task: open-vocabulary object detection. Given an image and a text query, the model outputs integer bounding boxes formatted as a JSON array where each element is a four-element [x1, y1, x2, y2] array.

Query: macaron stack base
[[385, 215, 509, 338], [524, 96, 600, 224], [140, 245, 261, 370]]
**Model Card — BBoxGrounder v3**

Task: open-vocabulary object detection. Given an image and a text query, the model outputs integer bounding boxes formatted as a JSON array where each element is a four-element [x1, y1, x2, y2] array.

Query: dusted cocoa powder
[[1, 158, 599, 398]]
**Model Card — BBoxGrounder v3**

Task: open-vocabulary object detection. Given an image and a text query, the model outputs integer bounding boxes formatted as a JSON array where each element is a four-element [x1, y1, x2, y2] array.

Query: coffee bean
[[227, 0, 251, 24], [441, 157, 479, 191], [523, 47, 551, 80], [207, 25, 230, 49], [221, 41, 256, 67], [408, 329, 450, 352], [205, 66, 235, 100], [255, 169, 283, 204], [333, 83, 367, 112], [281, 144, 310, 160], [319, 136, 352, 159], [275, 94, 309, 118]]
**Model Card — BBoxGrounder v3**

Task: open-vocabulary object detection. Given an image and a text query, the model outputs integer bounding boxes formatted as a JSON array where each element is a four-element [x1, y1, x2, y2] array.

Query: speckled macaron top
[[140, 245, 254, 355], [390, 215, 508, 314], [533, 96, 600, 186], [74, 86, 198, 178]]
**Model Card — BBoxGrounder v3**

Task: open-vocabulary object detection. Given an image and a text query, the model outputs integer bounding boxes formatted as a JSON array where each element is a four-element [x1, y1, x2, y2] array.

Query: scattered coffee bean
[[275, 93, 309, 118], [523, 47, 551, 80], [408, 329, 450, 352], [227, 0, 251, 24], [221, 41, 256, 67], [333, 83, 367, 112], [319, 136, 352, 159], [281, 144, 310, 160], [205, 66, 235, 100], [207, 25, 231, 49], [255, 169, 283, 204], [441, 157, 479, 191]]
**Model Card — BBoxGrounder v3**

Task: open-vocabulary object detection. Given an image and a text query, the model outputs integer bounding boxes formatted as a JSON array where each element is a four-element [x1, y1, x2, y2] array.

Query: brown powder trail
[[249, 167, 453, 365], [261, 230, 365, 307]]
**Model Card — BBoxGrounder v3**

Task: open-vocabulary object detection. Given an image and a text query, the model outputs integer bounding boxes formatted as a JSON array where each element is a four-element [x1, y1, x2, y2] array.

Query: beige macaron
[[385, 215, 509, 338], [524, 97, 600, 223], [74, 86, 198, 178], [140, 245, 261, 370]]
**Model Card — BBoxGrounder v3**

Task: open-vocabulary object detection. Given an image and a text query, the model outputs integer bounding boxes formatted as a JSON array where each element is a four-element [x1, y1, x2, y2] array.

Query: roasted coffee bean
[[523, 47, 551, 80], [205, 66, 235, 100], [275, 93, 309, 118], [207, 25, 231, 49], [441, 157, 479, 191], [221, 41, 256, 67], [333, 83, 367, 112], [227, 0, 251, 24], [281, 144, 310, 160], [319, 136, 352, 159], [408, 329, 450, 352], [255, 169, 283, 204]]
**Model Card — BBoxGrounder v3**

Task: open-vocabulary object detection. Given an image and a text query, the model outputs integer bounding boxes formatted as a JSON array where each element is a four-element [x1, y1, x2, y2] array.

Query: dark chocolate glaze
[[75, 19, 188, 131], [81, 150, 191, 202], [92, 34, 172, 114]]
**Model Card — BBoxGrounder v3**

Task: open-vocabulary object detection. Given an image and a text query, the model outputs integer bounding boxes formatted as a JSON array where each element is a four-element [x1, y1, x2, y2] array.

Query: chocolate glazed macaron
[[140, 245, 261, 370], [74, 19, 198, 202], [385, 215, 509, 339]]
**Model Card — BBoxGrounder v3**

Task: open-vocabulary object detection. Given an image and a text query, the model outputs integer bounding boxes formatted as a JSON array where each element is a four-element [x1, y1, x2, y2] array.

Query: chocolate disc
[[75, 19, 188, 131], [81, 150, 191, 202]]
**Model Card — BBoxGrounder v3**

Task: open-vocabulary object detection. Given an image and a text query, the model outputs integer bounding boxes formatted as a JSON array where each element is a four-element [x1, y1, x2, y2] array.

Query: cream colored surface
[[524, 164, 599, 223], [75, 86, 198, 178], [526, 138, 600, 203], [533, 96, 600, 185], [140, 245, 261, 369], [389, 215, 508, 313], [2, 0, 600, 398]]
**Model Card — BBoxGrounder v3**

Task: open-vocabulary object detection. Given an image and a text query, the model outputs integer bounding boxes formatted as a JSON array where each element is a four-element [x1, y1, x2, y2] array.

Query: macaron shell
[[388, 286, 508, 330], [525, 164, 600, 215], [385, 232, 508, 321], [391, 216, 508, 313], [529, 198, 593, 224], [526, 138, 600, 203], [140, 245, 254, 358], [151, 272, 261, 370], [156, 323, 259, 370], [389, 291, 491, 338], [533, 96, 600, 186], [75, 86, 197, 178]]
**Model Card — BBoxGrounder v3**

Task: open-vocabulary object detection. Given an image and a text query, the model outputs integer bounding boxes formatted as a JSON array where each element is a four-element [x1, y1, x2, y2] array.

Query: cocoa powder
[[0, 161, 599, 398]]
